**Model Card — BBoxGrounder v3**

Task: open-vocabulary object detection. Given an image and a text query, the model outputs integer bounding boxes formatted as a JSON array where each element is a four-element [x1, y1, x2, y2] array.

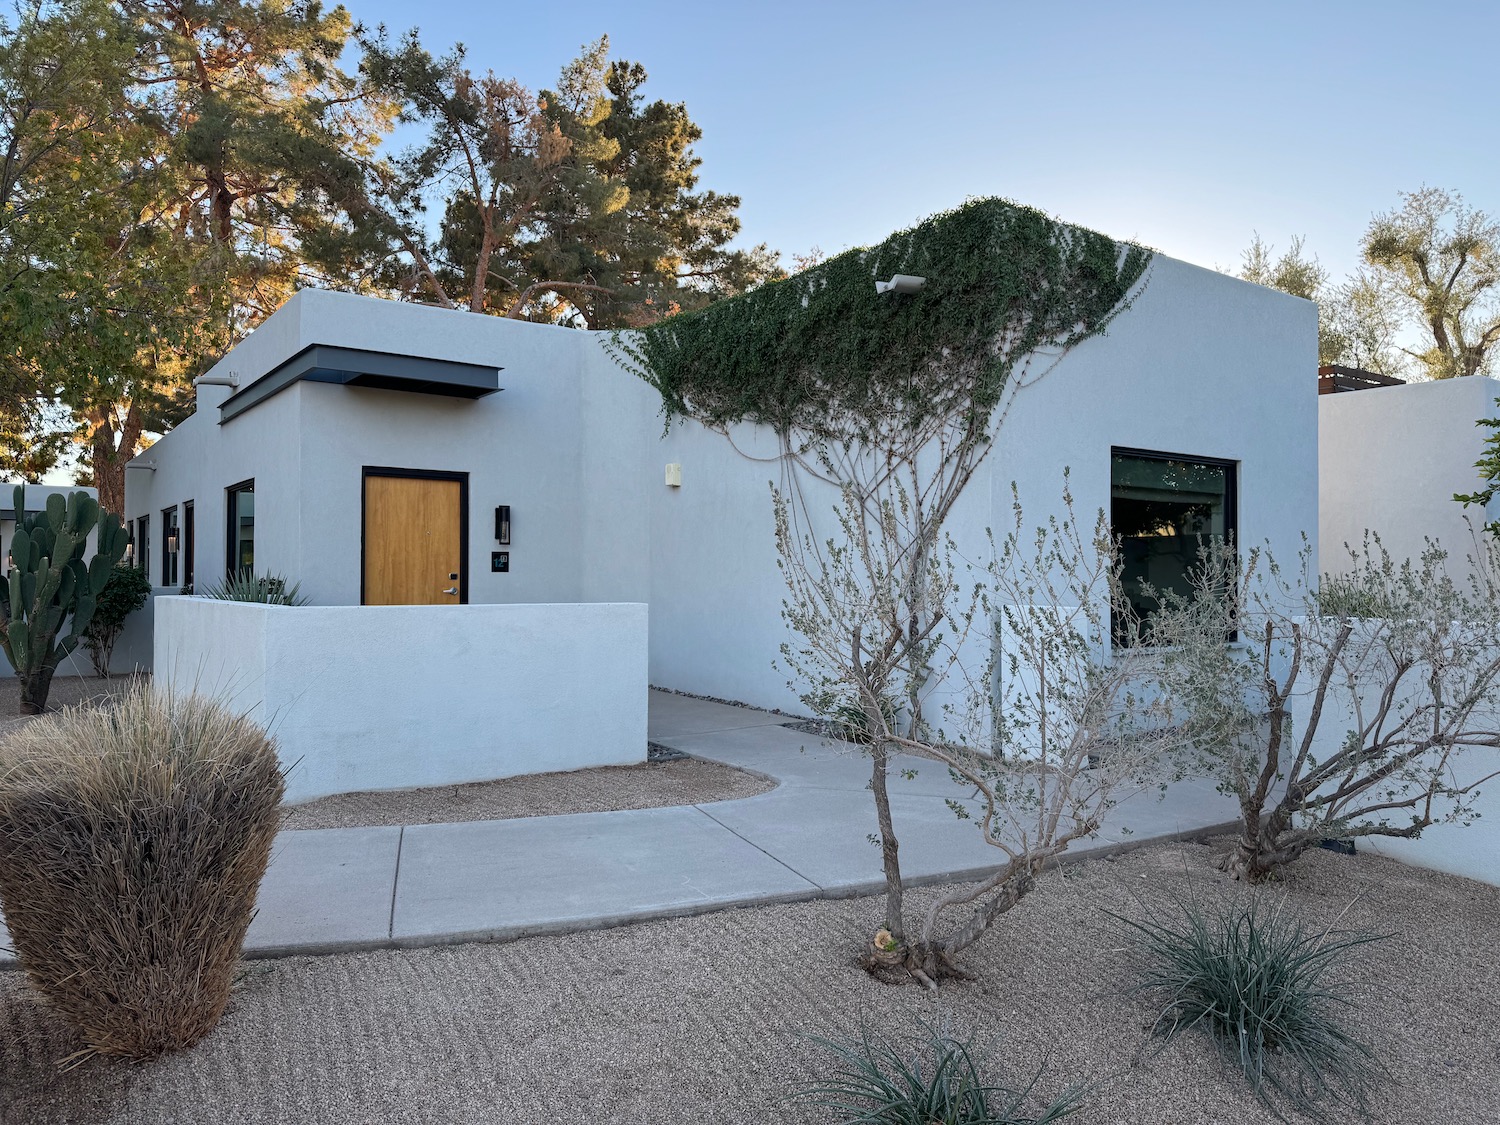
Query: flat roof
[[219, 344, 502, 423]]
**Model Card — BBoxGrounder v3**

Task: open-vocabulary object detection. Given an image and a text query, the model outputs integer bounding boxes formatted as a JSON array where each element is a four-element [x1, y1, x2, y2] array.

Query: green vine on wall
[[610, 197, 1153, 441]]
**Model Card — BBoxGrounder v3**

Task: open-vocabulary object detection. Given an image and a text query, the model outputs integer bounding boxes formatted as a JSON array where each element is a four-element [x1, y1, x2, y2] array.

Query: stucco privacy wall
[[154, 597, 648, 803], [1320, 376, 1500, 583]]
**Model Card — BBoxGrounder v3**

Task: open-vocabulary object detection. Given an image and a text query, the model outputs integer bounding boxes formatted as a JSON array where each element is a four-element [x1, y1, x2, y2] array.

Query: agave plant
[[200, 569, 309, 605]]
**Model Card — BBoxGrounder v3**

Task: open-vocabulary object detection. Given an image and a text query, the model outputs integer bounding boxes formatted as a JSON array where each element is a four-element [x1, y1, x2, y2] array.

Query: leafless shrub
[[0, 681, 284, 1059], [1149, 536, 1500, 883], [781, 479, 1195, 985]]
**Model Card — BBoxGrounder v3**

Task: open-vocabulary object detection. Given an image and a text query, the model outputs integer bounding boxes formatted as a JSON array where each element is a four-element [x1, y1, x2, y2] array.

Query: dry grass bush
[[0, 680, 284, 1060]]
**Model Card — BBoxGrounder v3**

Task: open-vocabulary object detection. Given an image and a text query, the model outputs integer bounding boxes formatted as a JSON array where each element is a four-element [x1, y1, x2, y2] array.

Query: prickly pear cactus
[[0, 485, 128, 714]]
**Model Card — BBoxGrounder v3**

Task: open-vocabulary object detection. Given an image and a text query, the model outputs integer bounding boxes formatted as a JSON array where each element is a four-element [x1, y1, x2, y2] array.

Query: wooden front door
[[362, 469, 467, 605]]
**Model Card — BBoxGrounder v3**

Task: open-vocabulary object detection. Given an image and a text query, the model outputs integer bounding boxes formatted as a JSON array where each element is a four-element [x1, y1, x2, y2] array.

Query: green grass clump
[[1116, 896, 1385, 1119], [794, 1021, 1084, 1124]]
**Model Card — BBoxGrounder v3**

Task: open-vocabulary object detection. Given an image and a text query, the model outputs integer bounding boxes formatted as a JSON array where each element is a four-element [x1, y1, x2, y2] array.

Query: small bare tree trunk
[[86, 633, 115, 679], [1216, 620, 1348, 883], [928, 867, 1034, 959], [869, 740, 905, 942]]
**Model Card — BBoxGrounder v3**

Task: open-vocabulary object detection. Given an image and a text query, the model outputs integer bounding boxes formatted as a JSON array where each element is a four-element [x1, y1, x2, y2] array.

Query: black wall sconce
[[494, 505, 511, 545]]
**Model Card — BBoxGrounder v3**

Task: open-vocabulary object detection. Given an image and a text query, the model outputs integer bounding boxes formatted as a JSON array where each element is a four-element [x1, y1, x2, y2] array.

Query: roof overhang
[[218, 344, 502, 423]]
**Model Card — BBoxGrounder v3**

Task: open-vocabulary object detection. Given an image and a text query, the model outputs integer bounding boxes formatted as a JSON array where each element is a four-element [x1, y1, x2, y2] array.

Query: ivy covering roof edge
[[610, 196, 1154, 441]]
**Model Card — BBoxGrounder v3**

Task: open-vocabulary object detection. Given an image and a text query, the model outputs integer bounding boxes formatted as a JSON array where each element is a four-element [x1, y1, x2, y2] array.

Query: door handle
[[443, 587, 458, 596]]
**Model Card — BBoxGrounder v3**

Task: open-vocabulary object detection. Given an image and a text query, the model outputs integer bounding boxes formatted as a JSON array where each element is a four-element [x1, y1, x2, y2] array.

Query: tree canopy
[[1363, 187, 1500, 380], [0, 7, 771, 507], [350, 30, 778, 326], [1238, 187, 1500, 383], [1236, 234, 1407, 376]]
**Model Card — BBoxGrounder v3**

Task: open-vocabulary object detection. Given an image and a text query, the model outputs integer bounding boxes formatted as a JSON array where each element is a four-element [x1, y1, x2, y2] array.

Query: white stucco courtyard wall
[[1321, 376, 1500, 581], [154, 597, 649, 802]]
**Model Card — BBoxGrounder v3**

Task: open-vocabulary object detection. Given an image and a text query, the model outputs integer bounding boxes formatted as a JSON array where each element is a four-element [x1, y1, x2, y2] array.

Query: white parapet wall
[[1320, 376, 1500, 585], [154, 597, 649, 803]]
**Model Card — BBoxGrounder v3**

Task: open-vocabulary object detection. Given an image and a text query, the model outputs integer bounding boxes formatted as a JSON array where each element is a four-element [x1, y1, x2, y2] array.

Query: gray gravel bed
[[2, 841, 1495, 1123], [0, 674, 135, 737]]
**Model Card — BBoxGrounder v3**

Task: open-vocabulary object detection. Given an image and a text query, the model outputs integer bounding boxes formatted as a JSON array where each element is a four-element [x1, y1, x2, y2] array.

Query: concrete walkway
[[0, 691, 1240, 963]]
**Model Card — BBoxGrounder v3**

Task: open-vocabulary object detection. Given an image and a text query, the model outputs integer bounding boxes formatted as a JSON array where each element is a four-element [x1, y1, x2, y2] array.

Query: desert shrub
[[1310, 570, 1394, 619], [795, 1021, 1084, 1124], [1150, 537, 1500, 882], [1115, 896, 1384, 1119], [0, 682, 284, 1059], [82, 562, 153, 677], [201, 568, 308, 605]]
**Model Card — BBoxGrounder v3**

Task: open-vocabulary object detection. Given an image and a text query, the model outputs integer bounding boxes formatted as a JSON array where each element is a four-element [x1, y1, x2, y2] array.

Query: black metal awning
[[218, 344, 502, 423]]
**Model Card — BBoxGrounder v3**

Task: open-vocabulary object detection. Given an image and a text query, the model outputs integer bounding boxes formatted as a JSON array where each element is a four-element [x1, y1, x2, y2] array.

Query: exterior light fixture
[[166, 531, 179, 554], [665, 463, 682, 488], [494, 505, 511, 545], [874, 274, 927, 295], [123, 542, 135, 565]]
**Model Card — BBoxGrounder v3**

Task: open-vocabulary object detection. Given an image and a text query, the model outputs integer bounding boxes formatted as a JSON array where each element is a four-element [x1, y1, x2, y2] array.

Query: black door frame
[[360, 466, 470, 605]]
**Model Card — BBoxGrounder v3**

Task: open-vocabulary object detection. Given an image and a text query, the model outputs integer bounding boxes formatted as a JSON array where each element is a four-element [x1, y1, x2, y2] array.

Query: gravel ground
[[0, 677, 771, 829], [0, 674, 134, 738], [284, 756, 776, 830], [2, 841, 1495, 1125]]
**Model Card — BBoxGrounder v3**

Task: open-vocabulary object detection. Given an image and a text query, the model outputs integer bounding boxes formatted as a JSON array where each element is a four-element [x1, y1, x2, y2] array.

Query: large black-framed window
[[182, 500, 195, 590], [1111, 447, 1237, 633], [226, 480, 255, 575], [161, 505, 179, 587]]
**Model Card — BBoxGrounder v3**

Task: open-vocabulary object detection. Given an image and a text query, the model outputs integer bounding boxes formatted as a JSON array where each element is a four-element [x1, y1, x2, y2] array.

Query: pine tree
[[357, 31, 778, 327]]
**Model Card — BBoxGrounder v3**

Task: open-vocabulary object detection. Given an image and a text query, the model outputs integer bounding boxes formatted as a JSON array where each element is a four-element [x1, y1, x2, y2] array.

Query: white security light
[[193, 370, 240, 388], [875, 274, 927, 295]]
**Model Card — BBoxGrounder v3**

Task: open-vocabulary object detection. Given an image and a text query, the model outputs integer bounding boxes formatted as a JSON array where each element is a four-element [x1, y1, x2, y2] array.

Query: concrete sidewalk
[[0, 691, 1240, 964]]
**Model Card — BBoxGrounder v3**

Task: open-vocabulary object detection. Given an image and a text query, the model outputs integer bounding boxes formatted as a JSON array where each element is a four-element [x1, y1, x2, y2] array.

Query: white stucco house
[[124, 242, 1317, 799], [127, 259, 1317, 699]]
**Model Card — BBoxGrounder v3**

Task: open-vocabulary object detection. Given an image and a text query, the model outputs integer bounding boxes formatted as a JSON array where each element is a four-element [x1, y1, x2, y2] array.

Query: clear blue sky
[[349, 0, 1496, 281]]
